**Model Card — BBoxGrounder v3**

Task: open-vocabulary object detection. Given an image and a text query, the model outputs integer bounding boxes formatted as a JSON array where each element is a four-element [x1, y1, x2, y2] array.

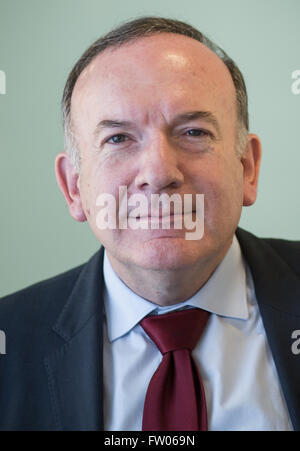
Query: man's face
[[68, 33, 260, 272]]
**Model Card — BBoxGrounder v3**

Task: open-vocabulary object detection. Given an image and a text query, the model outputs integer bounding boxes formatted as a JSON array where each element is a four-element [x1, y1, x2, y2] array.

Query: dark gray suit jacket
[[0, 228, 299, 430]]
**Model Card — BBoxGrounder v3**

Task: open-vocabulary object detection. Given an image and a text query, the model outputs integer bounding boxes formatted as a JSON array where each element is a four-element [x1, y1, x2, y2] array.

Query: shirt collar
[[103, 234, 249, 342]]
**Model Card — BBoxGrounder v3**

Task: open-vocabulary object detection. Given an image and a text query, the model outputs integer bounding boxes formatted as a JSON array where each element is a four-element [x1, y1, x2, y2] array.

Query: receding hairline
[[76, 31, 231, 85], [71, 31, 237, 122]]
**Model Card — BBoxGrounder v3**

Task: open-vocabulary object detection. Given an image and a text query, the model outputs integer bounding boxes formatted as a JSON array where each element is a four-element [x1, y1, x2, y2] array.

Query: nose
[[134, 134, 184, 191]]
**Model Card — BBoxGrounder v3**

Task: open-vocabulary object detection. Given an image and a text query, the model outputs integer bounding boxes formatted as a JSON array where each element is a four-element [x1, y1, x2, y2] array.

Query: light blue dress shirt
[[103, 235, 293, 431]]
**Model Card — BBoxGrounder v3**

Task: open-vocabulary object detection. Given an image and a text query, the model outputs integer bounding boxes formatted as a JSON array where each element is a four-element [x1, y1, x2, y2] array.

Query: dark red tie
[[140, 308, 210, 431]]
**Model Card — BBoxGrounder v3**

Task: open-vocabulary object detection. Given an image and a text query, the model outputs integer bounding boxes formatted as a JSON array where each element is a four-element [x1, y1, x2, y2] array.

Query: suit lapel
[[236, 228, 300, 431], [44, 247, 105, 431]]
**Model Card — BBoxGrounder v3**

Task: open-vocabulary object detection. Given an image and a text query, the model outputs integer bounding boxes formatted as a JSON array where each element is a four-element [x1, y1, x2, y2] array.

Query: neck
[[106, 241, 232, 306]]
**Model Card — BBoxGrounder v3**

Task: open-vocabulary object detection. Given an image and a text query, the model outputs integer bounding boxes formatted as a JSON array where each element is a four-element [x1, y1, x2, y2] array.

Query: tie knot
[[140, 308, 210, 354]]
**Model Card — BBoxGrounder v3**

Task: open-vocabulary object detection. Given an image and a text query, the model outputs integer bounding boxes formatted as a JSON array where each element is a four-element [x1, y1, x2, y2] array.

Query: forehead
[[71, 33, 236, 128]]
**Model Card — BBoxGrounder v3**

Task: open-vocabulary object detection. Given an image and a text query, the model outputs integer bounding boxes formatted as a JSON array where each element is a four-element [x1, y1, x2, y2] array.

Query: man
[[0, 17, 299, 431]]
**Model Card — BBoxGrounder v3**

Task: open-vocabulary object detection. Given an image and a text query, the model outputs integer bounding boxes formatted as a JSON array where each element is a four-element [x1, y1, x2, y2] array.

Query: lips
[[128, 209, 195, 219], [134, 212, 194, 219], [129, 212, 195, 229]]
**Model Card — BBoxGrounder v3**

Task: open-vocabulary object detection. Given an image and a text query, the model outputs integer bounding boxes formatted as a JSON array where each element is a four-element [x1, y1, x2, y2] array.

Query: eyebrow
[[94, 110, 221, 138], [172, 111, 221, 135], [94, 120, 134, 138]]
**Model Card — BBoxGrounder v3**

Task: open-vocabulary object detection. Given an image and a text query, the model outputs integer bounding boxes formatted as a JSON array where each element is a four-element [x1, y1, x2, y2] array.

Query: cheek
[[80, 159, 133, 222], [194, 158, 244, 218], [78, 165, 101, 218]]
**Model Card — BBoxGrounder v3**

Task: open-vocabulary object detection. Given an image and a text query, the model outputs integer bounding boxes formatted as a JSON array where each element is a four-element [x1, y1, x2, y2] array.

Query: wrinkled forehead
[[71, 33, 237, 128]]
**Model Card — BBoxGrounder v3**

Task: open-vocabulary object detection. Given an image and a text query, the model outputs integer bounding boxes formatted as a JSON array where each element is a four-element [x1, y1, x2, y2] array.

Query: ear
[[241, 134, 262, 207], [55, 152, 87, 222]]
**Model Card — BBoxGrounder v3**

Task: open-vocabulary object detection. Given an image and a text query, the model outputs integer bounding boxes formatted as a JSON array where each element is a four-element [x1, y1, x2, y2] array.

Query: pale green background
[[0, 0, 299, 297]]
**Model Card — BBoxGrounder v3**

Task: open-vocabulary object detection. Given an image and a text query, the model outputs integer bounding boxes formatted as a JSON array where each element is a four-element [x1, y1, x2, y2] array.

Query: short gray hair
[[62, 16, 249, 171]]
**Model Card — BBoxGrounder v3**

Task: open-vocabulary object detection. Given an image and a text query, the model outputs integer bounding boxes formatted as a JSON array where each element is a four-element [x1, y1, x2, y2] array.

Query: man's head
[[55, 16, 261, 279]]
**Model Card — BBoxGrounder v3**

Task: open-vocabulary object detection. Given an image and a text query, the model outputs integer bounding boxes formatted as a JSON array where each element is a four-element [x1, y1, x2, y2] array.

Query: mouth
[[129, 211, 195, 220], [129, 212, 195, 229]]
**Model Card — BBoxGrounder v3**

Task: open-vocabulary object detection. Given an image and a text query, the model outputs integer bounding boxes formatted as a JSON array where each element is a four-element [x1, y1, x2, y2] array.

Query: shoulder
[[0, 263, 85, 327], [236, 227, 300, 276], [262, 237, 300, 276]]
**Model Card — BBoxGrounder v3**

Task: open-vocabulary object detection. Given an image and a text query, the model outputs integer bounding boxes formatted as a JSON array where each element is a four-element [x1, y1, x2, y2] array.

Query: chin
[[130, 236, 209, 271]]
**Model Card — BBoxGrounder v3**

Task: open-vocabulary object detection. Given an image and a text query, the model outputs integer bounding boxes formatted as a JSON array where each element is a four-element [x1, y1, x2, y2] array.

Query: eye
[[106, 134, 128, 144], [185, 129, 210, 137]]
